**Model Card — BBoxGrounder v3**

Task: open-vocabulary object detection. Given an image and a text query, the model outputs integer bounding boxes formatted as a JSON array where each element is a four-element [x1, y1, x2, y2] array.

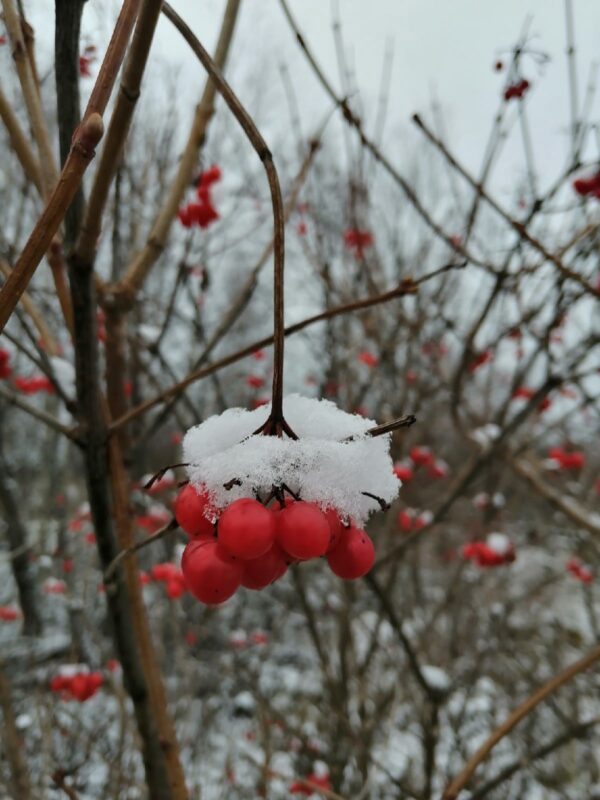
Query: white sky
[[15, 1, 600, 197], [155, 1, 600, 191]]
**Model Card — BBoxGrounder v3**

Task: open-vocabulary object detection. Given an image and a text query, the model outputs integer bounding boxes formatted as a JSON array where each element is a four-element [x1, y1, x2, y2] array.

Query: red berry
[[324, 508, 344, 553], [174, 484, 214, 537], [327, 526, 375, 579], [277, 501, 330, 560], [181, 539, 243, 604], [218, 498, 276, 560], [241, 544, 288, 590]]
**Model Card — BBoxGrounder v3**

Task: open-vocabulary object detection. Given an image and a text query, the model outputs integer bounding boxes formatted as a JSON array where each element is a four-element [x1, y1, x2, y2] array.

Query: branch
[[0, 260, 60, 354], [110, 279, 420, 431], [83, 0, 142, 118], [1, 0, 58, 194], [104, 518, 179, 586], [115, 0, 241, 297], [142, 133, 323, 440], [0, 79, 43, 192], [0, 114, 104, 332], [411, 113, 600, 298], [442, 643, 600, 799], [75, 0, 163, 265], [278, 0, 489, 274], [161, 1, 288, 425], [0, 384, 80, 441], [509, 455, 600, 535], [468, 717, 600, 800]]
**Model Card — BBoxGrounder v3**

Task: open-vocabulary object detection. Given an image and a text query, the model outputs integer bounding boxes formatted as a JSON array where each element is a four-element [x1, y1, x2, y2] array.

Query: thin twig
[[104, 519, 179, 586], [116, 0, 241, 297], [0, 114, 104, 332], [110, 279, 421, 431], [412, 113, 600, 297], [442, 643, 600, 799], [0, 384, 80, 441], [161, 1, 289, 430]]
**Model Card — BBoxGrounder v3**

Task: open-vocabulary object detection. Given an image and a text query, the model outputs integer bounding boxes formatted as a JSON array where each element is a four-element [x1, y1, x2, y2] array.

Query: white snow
[[183, 394, 400, 524], [470, 423, 501, 450], [50, 356, 76, 398], [422, 665, 451, 692], [486, 532, 512, 554], [55, 663, 90, 677], [138, 324, 161, 344]]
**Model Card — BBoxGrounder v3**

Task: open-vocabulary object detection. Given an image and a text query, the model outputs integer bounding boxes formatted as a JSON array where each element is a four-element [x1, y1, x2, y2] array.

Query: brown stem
[[0, 79, 43, 192], [104, 518, 179, 585], [83, 0, 142, 118], [0, 668, 32, 799], [104, 307, 188, 799], [411, 113, 600, 298], [110, 279, 420, 432], [442, 643, 600, 799], [76, 0, 163, 266], [0, 113, 104, 332], [140, 135, 322, 441], [1, 0, 58, 194], [115, 0, 241, 299], [161, 1, 289, 432], [343, 414, 417, 442], [0, 260, 60, 354], [0, 384, 80, 440], [509, 455, 600, 535]]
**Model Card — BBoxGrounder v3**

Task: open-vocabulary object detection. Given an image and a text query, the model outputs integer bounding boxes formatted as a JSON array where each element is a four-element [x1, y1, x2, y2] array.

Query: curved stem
[[443, 643, 600, 799], [161, 2, 289, 432]]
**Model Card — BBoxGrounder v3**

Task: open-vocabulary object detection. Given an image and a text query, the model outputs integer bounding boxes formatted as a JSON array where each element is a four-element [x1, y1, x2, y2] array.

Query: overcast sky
[[154, 1, 600, 191], [15, 1, 600, 199]]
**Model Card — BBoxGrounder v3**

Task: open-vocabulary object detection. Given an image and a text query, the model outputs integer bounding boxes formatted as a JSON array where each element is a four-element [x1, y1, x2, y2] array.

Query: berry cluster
[[50, 671, 104, 702], [547, 446, 585, 470], [79, 44, 97, 78], [512, 386, 552, 413], [0, 605, 21, 622], [290, 772, 332, 795], [13, 375, 54, 395], [150, 562, 186, 599], [566, 557, 593, 584], [396, 446, 449, 480], [462, 535, 515, 568], [468, 349, 493, 373], [0, 348, 11, 379], [174, 484, 376, 605], [343, 228, 373, 259], [573, 172, 600, 199], [503, 78, 530, 101], [177, 165, 221, 229]]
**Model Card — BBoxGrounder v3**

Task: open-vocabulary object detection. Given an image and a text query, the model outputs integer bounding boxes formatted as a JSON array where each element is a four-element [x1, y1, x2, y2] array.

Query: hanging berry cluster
[[573, 172, 600, 199], [175, 483, 376, 605], [163, 395, 401, 606], [503, 78, 530, 101], [177, 164, 221, 229], [50, 670, 104, 702]]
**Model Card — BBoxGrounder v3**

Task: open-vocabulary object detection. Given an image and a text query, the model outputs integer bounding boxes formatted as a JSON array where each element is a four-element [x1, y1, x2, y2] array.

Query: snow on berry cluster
[[50, 667, 104, 702], [172, 395, 400, 605]]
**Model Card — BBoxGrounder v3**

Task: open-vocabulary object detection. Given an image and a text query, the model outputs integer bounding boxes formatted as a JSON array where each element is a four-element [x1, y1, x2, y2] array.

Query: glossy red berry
[[181, 539, 243, 604], [218, 498, 276, 560], [277, 501, 330, 560], [324, 508, 344, 553], [327, 526, 375, 579], [241, 544, 288, 590], [174, 484, 215, 537]]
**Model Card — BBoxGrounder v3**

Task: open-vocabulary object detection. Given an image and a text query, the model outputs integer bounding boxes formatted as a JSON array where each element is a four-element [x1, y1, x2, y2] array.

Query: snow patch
[[183, 394, 400, 524]]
